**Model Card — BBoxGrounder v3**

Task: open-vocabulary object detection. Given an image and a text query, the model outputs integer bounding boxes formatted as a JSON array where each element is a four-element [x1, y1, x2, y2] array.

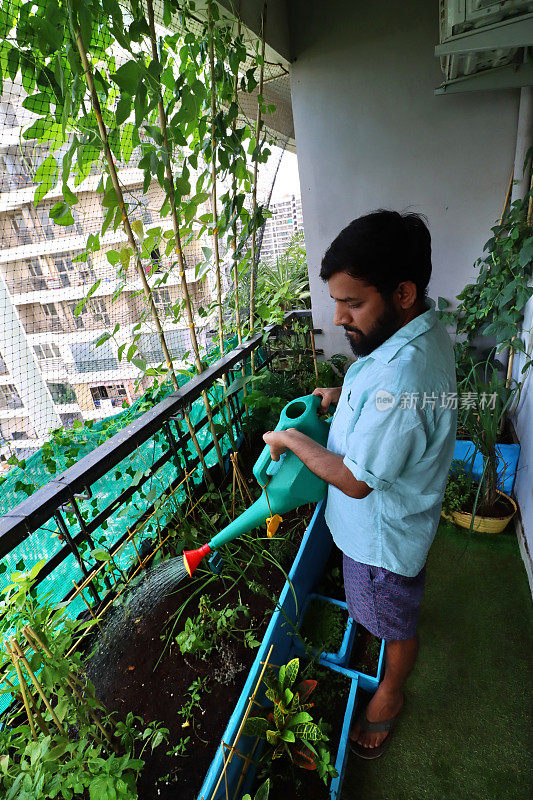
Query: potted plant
[[438, 182, 533, 496], [441, 354, 520, 533]]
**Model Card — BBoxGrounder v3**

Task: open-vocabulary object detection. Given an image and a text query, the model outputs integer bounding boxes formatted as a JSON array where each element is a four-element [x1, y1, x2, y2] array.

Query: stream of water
[[86, 556, 190, 692]]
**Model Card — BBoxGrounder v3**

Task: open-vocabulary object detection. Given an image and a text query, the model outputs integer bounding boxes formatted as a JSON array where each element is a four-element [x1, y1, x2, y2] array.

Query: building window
[[47, 382, 76, 404], [55, 255, 75, 287], [90, 383, 127, 409], [11, 212, 32, 245], [153, 289, 171, 313], [0, 350, 8, 375], [34, 343, 61, 360], [71, 341, 118, 373], [41, 302, 63, 331], [0, 384, 23, 410], [66, 300, 88, 329], [36, 206, 55, 240], [27, 258, 47, 290], [138, 329, 189, 363], [91, 298, 111, 327]]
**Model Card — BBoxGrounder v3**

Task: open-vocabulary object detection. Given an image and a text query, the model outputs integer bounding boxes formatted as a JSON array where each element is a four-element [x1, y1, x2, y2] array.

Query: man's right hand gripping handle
[[312, 386, 342, 414]]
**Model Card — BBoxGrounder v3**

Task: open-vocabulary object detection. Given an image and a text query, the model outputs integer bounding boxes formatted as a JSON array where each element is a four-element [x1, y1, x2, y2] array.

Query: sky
[[258, 146, 301, 205]]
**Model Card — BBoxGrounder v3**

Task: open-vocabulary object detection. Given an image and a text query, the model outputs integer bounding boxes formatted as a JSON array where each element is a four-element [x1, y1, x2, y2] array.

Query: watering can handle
[[253, 395, 322, 486]]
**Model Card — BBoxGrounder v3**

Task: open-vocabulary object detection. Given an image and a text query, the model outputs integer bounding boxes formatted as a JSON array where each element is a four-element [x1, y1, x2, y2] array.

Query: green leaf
[[284, 657, 299, 689], [34, 154, 58, 203], [291, 722, 321, 741], [279, 729, 295, 742], [242, 716, 268, 738], [91, 549, 111, 562], [22, 92, 50, 115], [112, 60, 141, 94], [7, 47, 19, 81], [116, 95, 131, 126], [255, 779, 270, 800]]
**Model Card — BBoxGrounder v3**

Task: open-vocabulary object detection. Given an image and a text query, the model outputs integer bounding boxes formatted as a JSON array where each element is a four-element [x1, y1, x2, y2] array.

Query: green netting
[[0, 337, 258, 599]]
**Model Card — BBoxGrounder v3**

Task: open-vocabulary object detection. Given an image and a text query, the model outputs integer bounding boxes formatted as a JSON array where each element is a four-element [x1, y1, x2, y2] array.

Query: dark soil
[[255, 665, 351, 800], [300, 597, 347, 654], [85, 493, 314, 800], [458, 492, 515, 520], [315, 544, 345, 602], [349, 626, 382, 676]]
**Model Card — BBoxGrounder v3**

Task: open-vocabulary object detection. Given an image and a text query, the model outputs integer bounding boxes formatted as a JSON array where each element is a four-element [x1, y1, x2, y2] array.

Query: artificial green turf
[[342, 519, 533, 800]]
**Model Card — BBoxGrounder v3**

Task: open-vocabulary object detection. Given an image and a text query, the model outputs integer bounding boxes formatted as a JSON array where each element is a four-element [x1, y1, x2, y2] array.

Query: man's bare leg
[[350, 635, 418, 749]]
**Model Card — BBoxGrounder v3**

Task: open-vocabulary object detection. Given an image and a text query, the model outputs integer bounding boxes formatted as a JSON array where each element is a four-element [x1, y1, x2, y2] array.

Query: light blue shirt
[[325, 297, 457, 577]]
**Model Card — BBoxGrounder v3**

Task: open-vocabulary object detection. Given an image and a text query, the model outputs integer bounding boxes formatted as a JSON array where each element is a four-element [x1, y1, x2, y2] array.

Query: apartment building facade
[[260, 193, 303, 265], [0, 82, 212, 460]]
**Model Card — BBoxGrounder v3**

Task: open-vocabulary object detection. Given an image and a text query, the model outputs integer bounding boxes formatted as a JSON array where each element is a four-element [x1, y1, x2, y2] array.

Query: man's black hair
[[320, 209, 432, 301]]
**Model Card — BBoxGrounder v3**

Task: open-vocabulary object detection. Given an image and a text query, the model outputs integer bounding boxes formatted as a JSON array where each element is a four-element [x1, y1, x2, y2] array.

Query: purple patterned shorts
[[343, 552, 426, 641]]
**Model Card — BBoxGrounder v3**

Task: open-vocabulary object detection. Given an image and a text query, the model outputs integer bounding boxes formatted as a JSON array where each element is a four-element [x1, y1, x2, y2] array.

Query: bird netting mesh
[[0, 0, 297, 627]]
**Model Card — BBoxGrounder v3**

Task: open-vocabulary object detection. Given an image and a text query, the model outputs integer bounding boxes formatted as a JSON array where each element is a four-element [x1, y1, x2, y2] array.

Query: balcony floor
[[342, 520, 532, 800]]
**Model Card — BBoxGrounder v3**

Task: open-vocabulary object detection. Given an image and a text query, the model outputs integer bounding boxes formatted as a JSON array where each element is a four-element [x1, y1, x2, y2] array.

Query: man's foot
[[350, 687, 404, 751]]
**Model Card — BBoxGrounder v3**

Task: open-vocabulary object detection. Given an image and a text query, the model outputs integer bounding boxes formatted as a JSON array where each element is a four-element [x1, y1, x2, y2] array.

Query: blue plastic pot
[[453, 440, 520, 495]]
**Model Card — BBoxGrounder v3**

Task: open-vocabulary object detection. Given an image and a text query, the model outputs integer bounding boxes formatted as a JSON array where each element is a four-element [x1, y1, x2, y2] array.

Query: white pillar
[[0, 270, 62, 438], [511, 87, 533, 203]]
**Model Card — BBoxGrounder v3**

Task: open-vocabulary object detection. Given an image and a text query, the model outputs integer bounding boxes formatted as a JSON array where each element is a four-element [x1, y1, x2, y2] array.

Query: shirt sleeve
[[343, 397, 428, 491]]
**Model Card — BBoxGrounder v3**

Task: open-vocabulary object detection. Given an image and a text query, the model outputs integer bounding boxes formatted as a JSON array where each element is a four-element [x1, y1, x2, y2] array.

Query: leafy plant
[[457, 353, 521, 512], [0, 565, 170, 800], [243, 779, 270, 800], [175, 593, 258, 658], [178, 677, 210, 727], [299, 598, 346, 655], [438, 184, 533, 374], [243, 657, 337, 782], [442, 460, 479, 518]]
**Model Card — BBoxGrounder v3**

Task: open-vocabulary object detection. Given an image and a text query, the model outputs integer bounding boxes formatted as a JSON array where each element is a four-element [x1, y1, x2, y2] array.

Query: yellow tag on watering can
[[266, 514, 283, 538]]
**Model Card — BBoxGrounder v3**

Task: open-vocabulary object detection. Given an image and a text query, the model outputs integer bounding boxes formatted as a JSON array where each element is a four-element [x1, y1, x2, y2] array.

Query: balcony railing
[[0, 311, 318, 613]]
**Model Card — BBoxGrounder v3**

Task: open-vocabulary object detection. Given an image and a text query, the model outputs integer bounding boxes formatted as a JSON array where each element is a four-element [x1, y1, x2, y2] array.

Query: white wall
[[286, 0, 532, 563], [287, 0, 520, 357]]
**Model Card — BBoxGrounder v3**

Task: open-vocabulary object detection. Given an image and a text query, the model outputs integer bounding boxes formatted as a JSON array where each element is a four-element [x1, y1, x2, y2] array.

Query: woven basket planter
[[441, 490, 517, 533]]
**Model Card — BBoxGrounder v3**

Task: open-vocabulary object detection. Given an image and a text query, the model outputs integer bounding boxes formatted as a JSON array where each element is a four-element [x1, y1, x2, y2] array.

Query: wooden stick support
[[5, 641, 37, 740]]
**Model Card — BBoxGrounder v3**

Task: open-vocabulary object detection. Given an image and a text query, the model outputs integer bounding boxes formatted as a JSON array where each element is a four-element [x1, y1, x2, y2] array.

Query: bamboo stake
[[73, 580, 103, 632], [208, 0, 225, 366], [309, 326, 319, 382], [207, 1, 237, 450], [25, 685, 51, 736], [74, 27, 179, 396], [506, 170, 533, 387], [5, 642, 37, 740], [249, 3, 267, 374], [130, 534, 143, 567], [22, 627, 114, 747], [144, 0, 225, 475], [229, 19, 249, 417], [209, 644, 274, 800], [10, 638, 66, 736]]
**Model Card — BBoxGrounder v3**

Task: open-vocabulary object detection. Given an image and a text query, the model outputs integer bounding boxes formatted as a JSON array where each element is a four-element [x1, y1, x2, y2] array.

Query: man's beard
[[344, 300, 401, 357]]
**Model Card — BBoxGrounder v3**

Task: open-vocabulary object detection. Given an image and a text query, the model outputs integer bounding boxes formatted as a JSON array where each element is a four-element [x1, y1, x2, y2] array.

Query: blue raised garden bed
[[197, 500, 384, 800], [295, 592, 356, 666]]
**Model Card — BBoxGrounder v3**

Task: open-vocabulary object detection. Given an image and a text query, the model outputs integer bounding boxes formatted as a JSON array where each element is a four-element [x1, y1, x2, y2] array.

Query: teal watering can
[[183, 394, 331, 576]]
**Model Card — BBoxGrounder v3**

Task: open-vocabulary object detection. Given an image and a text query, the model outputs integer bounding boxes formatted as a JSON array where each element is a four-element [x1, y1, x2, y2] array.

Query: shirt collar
[[359, 297, 438, 365]]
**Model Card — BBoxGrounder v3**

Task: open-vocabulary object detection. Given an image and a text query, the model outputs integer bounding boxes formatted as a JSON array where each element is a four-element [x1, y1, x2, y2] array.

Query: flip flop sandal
[[349, 710, 401, 760]]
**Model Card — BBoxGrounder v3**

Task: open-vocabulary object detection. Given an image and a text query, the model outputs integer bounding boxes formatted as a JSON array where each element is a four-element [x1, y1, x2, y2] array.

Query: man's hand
[[312, 386, 342, 414], [263, 429, 290, 461]]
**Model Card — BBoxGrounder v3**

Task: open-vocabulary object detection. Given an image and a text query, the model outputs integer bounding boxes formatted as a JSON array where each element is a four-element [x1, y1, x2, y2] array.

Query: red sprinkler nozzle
[[183, 543, 212, 577]]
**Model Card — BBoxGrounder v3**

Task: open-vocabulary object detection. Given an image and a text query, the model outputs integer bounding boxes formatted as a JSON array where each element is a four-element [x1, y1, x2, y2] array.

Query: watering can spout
[[182, 394, 331, 577]]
